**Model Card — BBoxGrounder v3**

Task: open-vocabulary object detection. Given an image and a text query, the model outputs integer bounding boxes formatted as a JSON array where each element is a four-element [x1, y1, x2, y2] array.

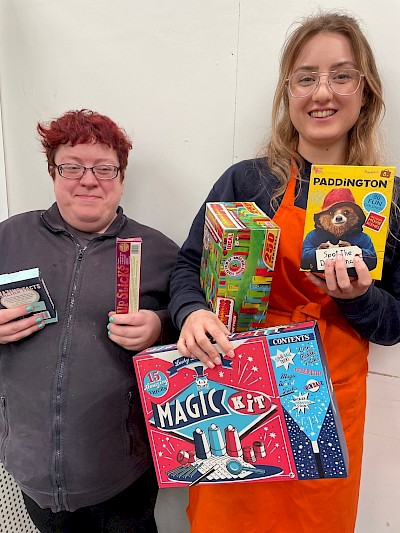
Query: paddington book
[[300, 164, 396, 280], [133, 321, 348, 488]]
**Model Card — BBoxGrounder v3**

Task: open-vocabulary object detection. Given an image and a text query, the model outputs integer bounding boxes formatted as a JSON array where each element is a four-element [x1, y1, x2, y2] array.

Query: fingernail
[[38, 323, 44, 329], [336, 252, 343, 261], [107, 331, 111, 336], [227, 350, 235, 358], [26, 306, 33, 312], [109, 317, 114, 323], [107, 324, 111, 330], [354, 255, 361, 263], [214, 356, 222, 365], [206, 360, 215, 369], [35, 317, 42, 323]]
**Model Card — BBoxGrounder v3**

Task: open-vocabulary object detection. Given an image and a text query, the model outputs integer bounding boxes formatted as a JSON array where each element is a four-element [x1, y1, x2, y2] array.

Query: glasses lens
[[59, 164, 84, 179], [289, 71, 319, 97], [92, 165, 118, 180], [328, 69, 361, 95]]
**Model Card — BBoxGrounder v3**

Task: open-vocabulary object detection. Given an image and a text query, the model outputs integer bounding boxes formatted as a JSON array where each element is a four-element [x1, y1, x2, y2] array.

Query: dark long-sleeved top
[[0, 203, 179, 512], [169, 158, 400, 345]]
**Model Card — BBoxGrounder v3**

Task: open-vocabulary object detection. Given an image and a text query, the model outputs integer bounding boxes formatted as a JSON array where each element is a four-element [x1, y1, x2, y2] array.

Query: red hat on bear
[[314, 188, 365, 225]]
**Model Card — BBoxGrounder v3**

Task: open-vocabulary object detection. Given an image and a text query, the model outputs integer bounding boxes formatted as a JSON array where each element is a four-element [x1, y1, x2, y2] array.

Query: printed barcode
[[130, 243, 141, 254], [37, 311, 50, 320]]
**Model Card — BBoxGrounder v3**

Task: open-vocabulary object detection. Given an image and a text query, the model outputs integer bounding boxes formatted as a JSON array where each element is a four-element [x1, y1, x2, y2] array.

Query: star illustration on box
[[134, 322, 348, 488]]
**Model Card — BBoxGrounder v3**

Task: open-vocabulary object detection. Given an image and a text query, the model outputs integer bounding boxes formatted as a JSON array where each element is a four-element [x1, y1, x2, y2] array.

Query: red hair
[[37, 109, 132, 178]]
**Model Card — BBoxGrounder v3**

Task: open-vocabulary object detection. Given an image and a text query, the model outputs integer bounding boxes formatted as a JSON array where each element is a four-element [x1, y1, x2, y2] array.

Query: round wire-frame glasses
[[287, 69, 364, 98], [54, 163, 120, 180]]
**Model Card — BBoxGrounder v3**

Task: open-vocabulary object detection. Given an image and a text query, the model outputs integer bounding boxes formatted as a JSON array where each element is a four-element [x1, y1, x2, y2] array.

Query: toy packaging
[[300, 164, 396, 280], [200, 202, 280, 332], [133, 321, 348, 488], [115, 238, 142, 313], [0, 267, 57, 324]]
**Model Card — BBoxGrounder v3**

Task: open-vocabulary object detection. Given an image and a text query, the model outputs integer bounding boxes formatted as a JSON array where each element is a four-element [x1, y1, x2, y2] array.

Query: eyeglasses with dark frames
[[53, 163, 120, 180], [287, 69, 364, 98]]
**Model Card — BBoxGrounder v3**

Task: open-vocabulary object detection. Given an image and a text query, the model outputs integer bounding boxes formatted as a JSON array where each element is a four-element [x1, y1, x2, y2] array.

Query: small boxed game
[[115, 238, 142, 313], [0, 267, 58, 323], [300, 164, 395, 279], [133, 321, 348, 488], [200, 202, 280, 332]]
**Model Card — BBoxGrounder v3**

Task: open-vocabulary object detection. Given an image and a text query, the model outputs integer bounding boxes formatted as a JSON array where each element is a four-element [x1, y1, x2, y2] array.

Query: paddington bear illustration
[[301, 188, 377, 272]]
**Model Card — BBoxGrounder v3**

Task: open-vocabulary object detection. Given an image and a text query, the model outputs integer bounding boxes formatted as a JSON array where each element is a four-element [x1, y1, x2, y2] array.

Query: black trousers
[[22, 467, 158, 533]]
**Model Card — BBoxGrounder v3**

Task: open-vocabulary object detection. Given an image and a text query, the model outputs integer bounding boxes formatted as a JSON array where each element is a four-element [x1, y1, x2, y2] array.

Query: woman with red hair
[[0, 109, 178, 532]]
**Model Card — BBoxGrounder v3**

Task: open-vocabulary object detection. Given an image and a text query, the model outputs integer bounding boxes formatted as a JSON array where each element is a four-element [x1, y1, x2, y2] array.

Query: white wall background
[[0, 93, 7, 221], [0, 1, 399, 532]]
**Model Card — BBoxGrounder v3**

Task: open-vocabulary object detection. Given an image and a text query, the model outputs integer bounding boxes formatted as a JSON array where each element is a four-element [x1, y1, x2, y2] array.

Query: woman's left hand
[[107, 310, 162, 351], [305, 252, 373, 299]]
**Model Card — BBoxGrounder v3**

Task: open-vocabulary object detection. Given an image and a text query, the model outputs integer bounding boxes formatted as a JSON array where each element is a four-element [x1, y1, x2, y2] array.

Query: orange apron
[[188, 175, 369, 533]]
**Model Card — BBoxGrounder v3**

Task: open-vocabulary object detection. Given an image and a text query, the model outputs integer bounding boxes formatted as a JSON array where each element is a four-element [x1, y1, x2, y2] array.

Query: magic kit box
[[133, 321, 348, 488], [300, 164, 396, 280], [0, 267, 57, 324], [200, 202, 280, 332]]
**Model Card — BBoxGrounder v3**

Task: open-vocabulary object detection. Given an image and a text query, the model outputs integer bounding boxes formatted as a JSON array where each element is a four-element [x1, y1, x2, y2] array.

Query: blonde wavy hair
[[258, 11, 385, 205]]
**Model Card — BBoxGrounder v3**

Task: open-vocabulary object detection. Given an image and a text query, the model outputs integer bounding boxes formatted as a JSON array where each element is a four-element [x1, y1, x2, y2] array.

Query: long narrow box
[[115, 238, 142, 313], [200, 202, 280, 332], [133, 321, 348, 488], [0, 267, 57, 323]]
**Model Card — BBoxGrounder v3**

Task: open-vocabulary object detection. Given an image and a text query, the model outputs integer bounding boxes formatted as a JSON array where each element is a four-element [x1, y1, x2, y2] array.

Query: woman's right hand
[[177, 309, 235, 368], [0, 305, 45, 344]]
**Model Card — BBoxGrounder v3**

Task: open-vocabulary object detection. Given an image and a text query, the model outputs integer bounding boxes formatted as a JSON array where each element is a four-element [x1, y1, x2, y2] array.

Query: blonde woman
[[169, 12, 399, 533]]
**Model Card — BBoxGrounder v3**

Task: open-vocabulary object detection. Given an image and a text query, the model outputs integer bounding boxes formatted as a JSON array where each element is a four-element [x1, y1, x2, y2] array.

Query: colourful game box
[[0, 267, 58, 324], [133, 321, 348, 488], [300, 164, 395, 280], [200, 202, 280, 332], [115, 238, 142, 313]]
